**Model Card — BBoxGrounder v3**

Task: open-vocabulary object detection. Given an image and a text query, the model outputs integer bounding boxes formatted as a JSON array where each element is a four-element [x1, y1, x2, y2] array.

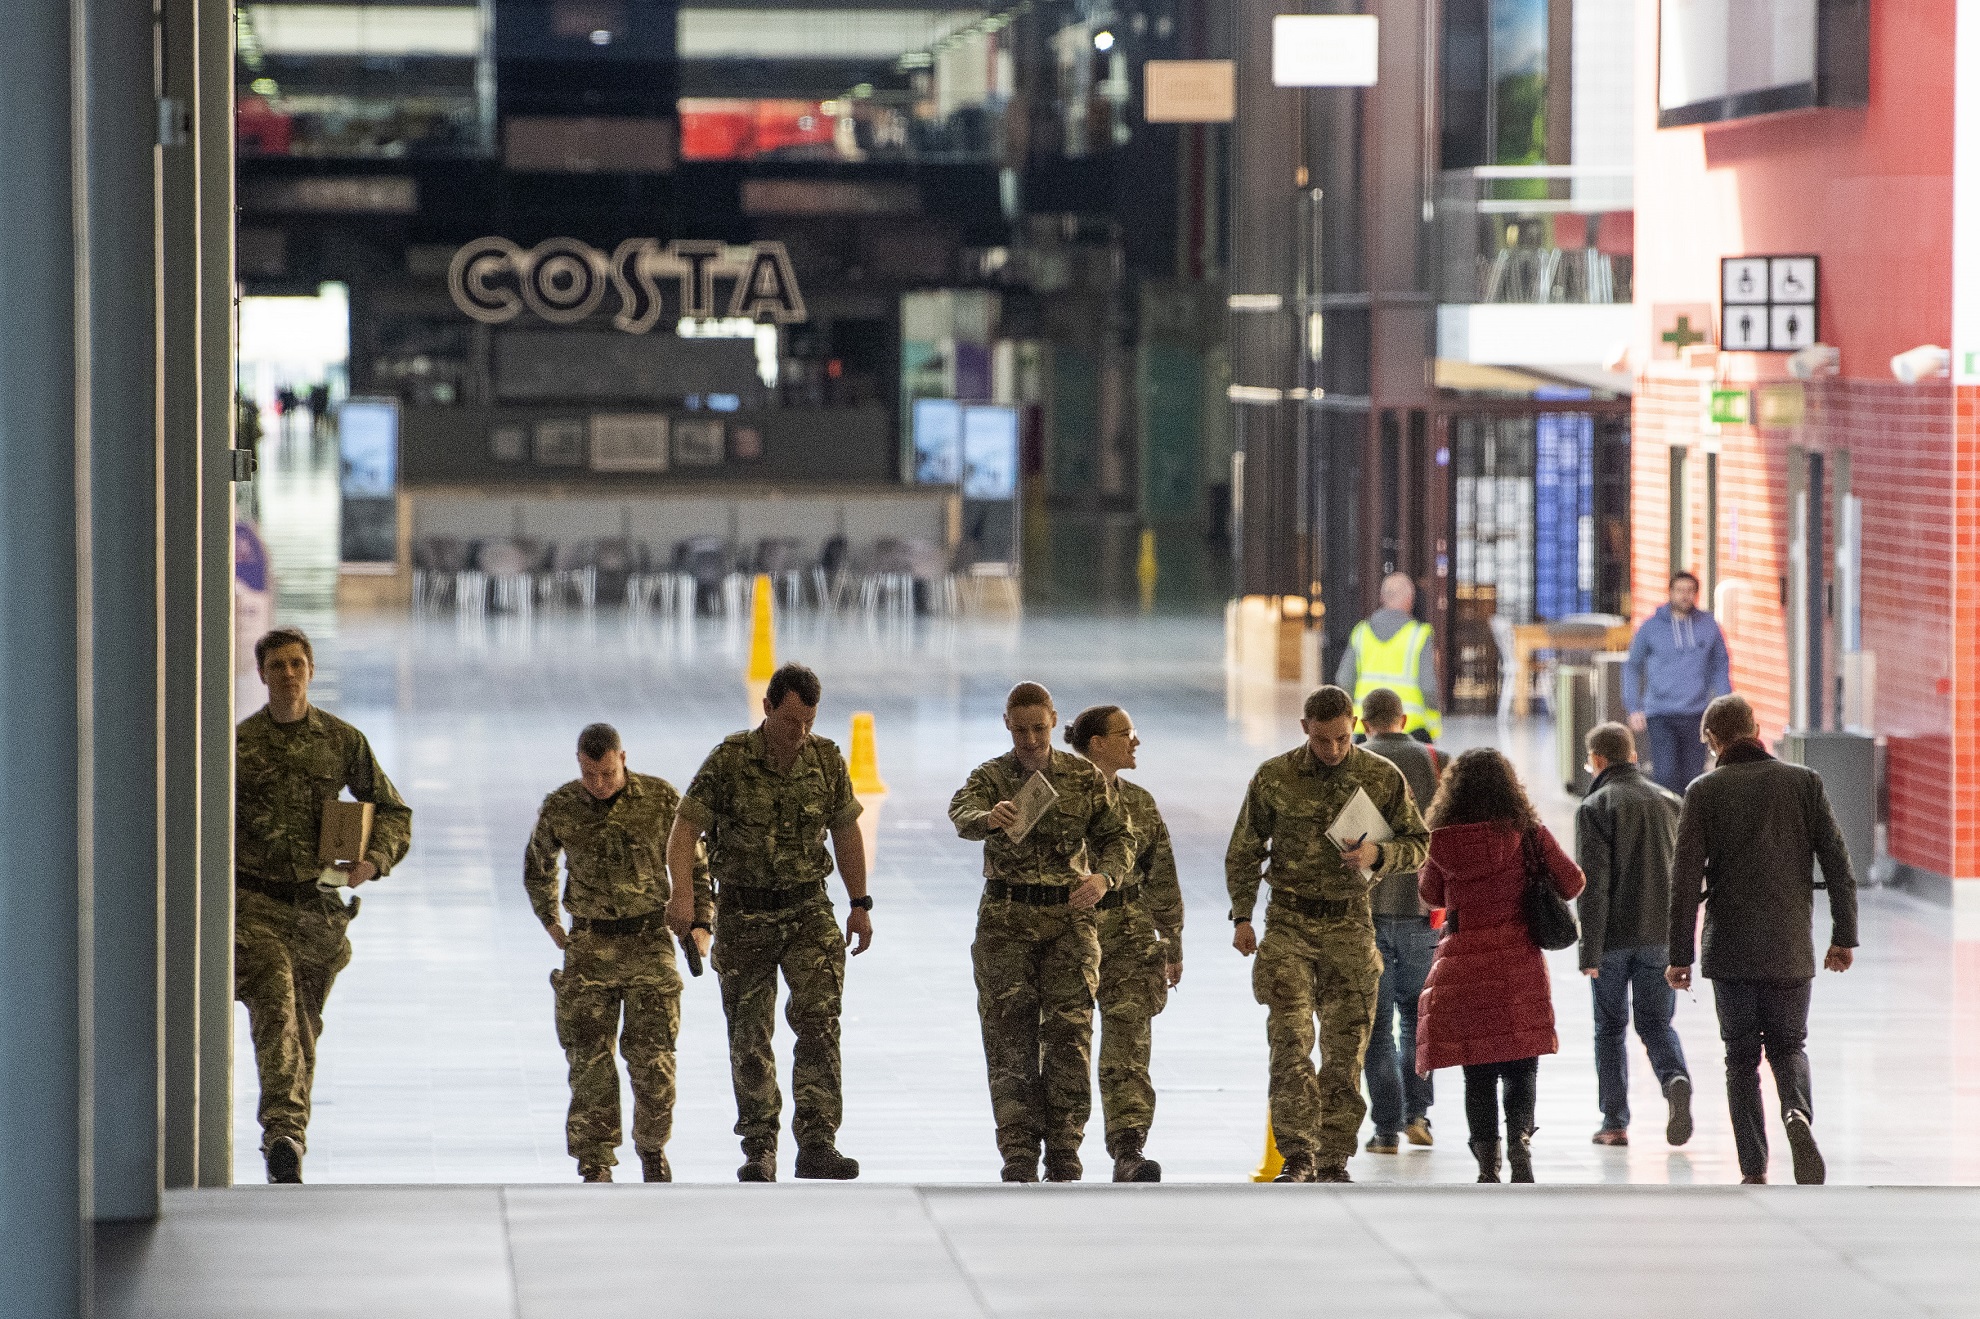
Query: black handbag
[[1521, 828, 1580, 951]]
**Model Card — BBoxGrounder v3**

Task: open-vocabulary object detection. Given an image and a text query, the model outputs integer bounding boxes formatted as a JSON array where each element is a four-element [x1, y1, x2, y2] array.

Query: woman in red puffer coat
[[1415, 749, 1585, 1184]]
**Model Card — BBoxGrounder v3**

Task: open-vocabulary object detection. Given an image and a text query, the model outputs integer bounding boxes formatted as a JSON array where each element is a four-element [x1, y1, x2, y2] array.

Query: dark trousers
[[1646, 712, 1710, 795], [1462, 1057, 1538, 1144], [1364, 915, 1439, 1134], [1712, 978, 1813, 1177], [1591, 944, 1689, 1130]]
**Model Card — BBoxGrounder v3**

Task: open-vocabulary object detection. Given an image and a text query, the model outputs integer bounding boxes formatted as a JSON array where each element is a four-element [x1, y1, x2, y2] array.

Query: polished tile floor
[[228, 426, 1980, 1190]]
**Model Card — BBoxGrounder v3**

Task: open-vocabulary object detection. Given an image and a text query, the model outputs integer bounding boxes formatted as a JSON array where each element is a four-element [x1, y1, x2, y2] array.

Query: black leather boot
[[1470, 1138, 1502, 1183]]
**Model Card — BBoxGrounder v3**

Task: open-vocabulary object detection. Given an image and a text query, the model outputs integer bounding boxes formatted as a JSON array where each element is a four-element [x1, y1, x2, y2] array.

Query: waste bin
[[1555, 664, 1597, 796], [1776, 731, 1877, 885], [1592, 652, 1630, 727]]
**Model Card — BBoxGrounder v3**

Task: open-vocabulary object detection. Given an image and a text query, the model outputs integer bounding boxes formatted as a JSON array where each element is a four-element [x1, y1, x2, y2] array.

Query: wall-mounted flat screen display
[[1658, 0, 1819, 127], [960, 405, 1019, 501]]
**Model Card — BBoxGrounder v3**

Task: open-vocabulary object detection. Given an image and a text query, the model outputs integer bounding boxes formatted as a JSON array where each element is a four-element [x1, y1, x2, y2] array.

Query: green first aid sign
[[1709, 388, 1752, 426]]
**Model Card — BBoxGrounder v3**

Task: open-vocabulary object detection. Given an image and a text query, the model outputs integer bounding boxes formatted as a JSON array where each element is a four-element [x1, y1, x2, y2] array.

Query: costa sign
[[447, 236, 807, 333]]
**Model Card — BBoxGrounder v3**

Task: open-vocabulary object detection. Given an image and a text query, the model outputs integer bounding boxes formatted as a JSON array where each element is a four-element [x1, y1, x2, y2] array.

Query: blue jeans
[[1591, 944, 1690, 1130], [1646, 713, 1709, 796], [1365, 915, 1439, 1134]]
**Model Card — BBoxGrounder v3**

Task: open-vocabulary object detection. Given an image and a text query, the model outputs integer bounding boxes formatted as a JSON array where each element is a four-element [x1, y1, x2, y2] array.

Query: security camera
[[1785, 344, 1840, 380], [1890, 344, 1951, 385]]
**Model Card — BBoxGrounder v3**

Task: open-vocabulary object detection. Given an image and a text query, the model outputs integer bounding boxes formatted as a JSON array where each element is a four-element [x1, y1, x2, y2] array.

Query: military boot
[[795, 1145, 861, 1180], [1110, 1132, 1162, 1183], [1043, 1149, 1083, 1182], [1312, 1164, 1352, 1184], [1507, 1130, 1535, 1184], [736, 1149, 777, 1183], [578, 1160, 613, 1183], [1469, 1139, 1502, 1183], [265, 1135, 304, 1185], [639, 1150, 671, 1183], [1000, 1155, 1040, 1183], [1272, 1152, 1318, 1183]]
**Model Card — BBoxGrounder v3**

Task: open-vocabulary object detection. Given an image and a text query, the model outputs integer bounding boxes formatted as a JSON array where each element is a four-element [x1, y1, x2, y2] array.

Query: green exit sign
[[1709, 388, 1752, 426]]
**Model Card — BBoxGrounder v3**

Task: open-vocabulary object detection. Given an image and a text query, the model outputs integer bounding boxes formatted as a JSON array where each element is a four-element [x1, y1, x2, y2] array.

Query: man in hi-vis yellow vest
[[1335, 573, 1443, 741]]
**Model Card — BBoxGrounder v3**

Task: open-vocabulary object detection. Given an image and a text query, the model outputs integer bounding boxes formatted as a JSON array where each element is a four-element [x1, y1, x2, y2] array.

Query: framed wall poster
[[489, 423, 529, 463], [533, 418, 587, 467], [589, 413, 671, 472], [729, 424, 764, 461], [673, 417, 725, 467]]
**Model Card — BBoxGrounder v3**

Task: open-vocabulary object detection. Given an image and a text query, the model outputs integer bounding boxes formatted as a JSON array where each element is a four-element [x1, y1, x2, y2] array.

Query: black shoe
[[1507, 1130, 1535, 1183], [795, 1145, 860, 1180], [1469, 1139, 1502, 1183], [1043, 1150, 1082, 1182], [639, 1151, 671, 1183], [1665, 1075, 1695, 1147], [1273, 1152, 1317, 1184], [578, 1160, 613, 1183], [1784, 1111, 1826, 1185], [265, 1136, 304, 1185], [737, 1152, 777, 1183], [1366, 1133, 1399, 1154], [1312, 1164, 1352, 1184], [1112, 1151, 1162, 1183], [1000, 1155, 1040, 1183]]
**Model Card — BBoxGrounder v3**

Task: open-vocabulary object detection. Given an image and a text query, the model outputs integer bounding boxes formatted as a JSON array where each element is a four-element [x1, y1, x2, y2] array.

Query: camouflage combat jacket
[[236, 705, 413, 886], [950, 749, 1133, 889], [524, 771, 714, 929], [1225, 744, 1429, 921], [1115, 777, 1185, 958], [677, 727, 861, 890]]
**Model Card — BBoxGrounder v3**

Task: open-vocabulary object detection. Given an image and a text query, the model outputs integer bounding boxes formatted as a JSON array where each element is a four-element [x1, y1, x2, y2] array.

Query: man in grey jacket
[[1576, 722, 1691, 1148], [1666, 695, 1857, 1185], [1356, 689, 1442, 1154]]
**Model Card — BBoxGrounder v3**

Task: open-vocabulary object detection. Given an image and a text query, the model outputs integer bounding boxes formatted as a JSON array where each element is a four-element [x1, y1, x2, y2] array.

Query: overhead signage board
[[1144, 60, 1236, 122], [1719, 254, 1818, 353], [448, 237, 806, 334], [1271, 15, 1379, 88]]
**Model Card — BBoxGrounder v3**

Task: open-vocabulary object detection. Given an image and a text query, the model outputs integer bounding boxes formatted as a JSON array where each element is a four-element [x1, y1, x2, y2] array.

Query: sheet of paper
[[1005, 771, 1060, 844], [1326, 787, 1393, 881]]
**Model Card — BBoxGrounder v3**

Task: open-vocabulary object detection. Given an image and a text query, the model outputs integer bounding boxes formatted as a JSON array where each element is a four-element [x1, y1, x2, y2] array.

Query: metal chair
[[755, 537, 809, 611], [676, 535, 734, 615], [477, 538, 535, 615]]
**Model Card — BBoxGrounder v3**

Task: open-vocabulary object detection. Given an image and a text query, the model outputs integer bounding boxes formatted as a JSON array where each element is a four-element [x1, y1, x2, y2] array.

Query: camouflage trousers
[[712, 897, 846, 1156], [234, 886, 356, 1152], [552, 921, 683, 1166], [1253, 905, 1382, 1166], [972, 896, 1101, 1162], [1095, 902, 1169, 1155]]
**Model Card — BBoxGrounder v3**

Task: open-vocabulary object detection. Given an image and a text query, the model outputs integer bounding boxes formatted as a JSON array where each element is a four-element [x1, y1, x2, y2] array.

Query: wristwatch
[[1232, 915, 1253, 925], [690, 920, 712, 933], [849, 895, 874, 911]]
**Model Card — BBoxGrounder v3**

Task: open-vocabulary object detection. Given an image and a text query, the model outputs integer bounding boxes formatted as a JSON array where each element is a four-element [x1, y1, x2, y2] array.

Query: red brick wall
[[1632, 375, 1958, 878]]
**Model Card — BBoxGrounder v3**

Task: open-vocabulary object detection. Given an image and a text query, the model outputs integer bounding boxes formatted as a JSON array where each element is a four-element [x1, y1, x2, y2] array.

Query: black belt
[[718, 882, 825, 915], [1095, 883, 1144, 911], [571, 910, 666, 936], [1272, 890, 1362, 920], [236, 873, 329, 905], [985, 879, 1073, 906]]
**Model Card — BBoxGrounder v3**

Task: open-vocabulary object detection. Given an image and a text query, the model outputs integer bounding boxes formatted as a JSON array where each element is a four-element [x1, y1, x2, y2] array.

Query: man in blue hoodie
[[1624, 572, 1732, 794]]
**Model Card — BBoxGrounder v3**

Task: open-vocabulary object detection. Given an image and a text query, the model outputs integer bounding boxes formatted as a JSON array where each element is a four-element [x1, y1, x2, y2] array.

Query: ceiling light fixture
[[1093, 29, 1115, 52]]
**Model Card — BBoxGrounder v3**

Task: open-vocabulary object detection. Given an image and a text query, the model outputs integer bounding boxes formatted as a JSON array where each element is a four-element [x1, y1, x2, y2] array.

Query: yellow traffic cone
[[1252, 1117, 1284, 1183], [848, 712, 888, 795], [747, 573, 776, 682], [1137, 526, 1158, 613]]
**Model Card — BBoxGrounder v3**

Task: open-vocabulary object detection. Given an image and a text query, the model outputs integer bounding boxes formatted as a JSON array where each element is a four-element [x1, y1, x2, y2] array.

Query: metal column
[[196, 0, 240, 1188], [159, 0, 207, 1190], [88, 0, 165, 1222], [0, 0, 89, 1309]]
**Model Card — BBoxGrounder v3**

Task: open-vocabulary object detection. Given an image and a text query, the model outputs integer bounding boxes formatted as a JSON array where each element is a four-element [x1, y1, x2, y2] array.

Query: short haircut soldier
[[1007, 681, 1054, 713], [766, 662, 822, 710], [254, 626, 314, 668], [576, 723, 622, 760], [1360, 688, 1406, 729], [1586, 721, 1635, 765], [1303, 685, 1354, 723]]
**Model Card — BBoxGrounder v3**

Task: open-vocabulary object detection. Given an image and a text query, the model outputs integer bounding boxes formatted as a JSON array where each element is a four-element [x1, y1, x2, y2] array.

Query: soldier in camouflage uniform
[[526, 722, 714, 1183], [1227, 684, 1429, 1183], [235, 627, 413, 1184], [1065, 705, 1185, 1183], [950, 682, 1134, 1183], [666, 663, 872, 1183]]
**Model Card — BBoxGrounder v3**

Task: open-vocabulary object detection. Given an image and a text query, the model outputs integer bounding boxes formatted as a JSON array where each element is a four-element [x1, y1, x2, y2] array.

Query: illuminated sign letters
[[448, 236, 807, 332]]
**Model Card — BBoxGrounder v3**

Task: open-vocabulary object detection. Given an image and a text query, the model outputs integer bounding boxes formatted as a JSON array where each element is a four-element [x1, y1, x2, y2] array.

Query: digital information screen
[[1658, 0, 1817, 127]]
